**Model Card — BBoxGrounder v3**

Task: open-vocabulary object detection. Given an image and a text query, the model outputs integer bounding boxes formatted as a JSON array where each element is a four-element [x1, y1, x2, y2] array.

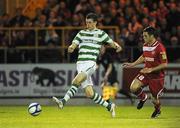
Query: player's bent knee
[[130, 85, 135, 92], [72, 79, 81, 86], [130, 84, 141, 92], [86, 92, 94, 98], [85, 89, 94, 98], [130, 79, 141, 92]]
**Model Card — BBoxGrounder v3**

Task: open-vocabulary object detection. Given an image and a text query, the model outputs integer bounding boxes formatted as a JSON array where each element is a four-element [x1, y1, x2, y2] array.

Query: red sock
[[134, 88, 147, 101], [153, 102, 161, 111]]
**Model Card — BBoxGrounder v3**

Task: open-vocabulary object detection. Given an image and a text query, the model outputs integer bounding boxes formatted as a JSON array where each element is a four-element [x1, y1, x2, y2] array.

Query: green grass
[[0, 106, 179, 128]]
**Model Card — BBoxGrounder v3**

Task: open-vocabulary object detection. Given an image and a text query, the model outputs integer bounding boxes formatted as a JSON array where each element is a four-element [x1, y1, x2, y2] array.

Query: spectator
[[167, 2, 179, 28], [125, 32, 137, 46], [53, 15, 66, 39], [9, 7, 28, 27], [47, 10, 57, 25], [45, 27, 60, 46], [1, 13, 11, 27], [33, 7, 43, 24], [75, 0, 88, 13], [57, 1, 71, 22], [128, 15, 143, 33], [35, 15, 48, 45], [167, 36, 180, 62]]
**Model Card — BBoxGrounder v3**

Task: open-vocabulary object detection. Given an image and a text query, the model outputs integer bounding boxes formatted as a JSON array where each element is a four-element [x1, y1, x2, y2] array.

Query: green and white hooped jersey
[[72, 28, 113, 62]]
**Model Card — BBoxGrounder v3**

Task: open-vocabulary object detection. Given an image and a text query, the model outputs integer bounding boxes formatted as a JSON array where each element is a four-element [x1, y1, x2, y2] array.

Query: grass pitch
[[0, 105, 179, 128]]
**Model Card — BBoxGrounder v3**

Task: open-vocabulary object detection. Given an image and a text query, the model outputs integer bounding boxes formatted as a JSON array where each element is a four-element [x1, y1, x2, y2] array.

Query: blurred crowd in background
[[0, 0, 179, 63]]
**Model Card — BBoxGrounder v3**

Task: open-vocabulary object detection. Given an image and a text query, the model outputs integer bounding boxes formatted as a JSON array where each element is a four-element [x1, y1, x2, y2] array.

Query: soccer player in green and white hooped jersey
[[53, 13, 122, 117]]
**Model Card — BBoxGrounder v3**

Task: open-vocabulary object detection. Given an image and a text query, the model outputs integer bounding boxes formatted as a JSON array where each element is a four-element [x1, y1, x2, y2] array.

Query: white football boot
[[110, 103, 116, 118], [52, 96, 64, 109]]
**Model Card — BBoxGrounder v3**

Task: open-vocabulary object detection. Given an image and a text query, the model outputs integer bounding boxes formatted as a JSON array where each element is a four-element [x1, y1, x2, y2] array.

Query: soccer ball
[[28, 103, 42, 116]]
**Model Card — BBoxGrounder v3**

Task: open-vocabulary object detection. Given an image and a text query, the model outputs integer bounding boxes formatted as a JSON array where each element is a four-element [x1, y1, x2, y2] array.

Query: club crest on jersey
[[138, 75, 144, 80]]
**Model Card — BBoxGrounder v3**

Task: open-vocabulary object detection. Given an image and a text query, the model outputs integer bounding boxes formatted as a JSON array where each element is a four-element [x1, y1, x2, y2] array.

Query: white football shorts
[[76, 61, 96, 88]]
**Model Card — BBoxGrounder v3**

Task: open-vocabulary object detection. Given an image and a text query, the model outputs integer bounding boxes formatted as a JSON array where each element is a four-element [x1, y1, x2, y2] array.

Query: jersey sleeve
[[100, 31, 113, 44], [158, 43, 168, 64], [72, 32, 82, 45]]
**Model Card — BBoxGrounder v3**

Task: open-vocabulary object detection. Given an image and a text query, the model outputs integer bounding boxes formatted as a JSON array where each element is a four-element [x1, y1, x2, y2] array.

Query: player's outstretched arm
[[68, 43, 78, 53], [151, 63, 168, 72], [140, 63, 168, 74], [123, 55, 144, 68], [109, 41, 122, 52]]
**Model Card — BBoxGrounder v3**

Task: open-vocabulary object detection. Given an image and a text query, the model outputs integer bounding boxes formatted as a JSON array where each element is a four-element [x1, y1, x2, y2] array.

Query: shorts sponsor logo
[[145, 57, 154, 62], [139, 75, 144, 81]]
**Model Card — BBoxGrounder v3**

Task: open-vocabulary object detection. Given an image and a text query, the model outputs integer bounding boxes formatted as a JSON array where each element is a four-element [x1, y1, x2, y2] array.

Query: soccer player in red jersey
[[123, 26, 168, 118]]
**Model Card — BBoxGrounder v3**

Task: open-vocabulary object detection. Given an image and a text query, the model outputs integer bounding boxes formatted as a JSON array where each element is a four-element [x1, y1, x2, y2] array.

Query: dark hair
[[143, 26, 158, 38], [86, 13, 98, 22]]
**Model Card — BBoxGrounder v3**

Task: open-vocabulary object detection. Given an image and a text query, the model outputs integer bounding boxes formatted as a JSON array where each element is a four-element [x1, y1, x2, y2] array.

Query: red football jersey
[[143, 40, 168, 78]]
